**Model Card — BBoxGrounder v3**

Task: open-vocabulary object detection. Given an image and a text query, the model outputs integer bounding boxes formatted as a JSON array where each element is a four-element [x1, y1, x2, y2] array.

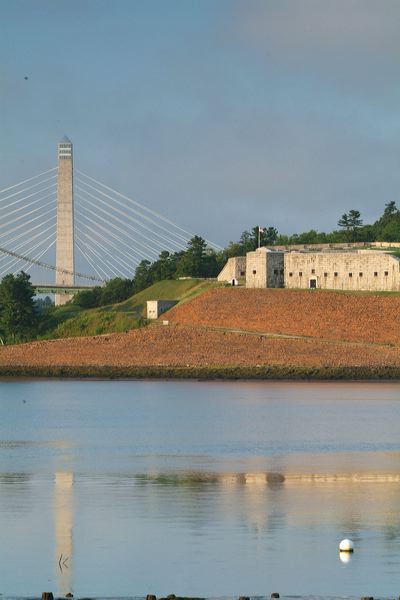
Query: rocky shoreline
[[1, 364, 400, 380]]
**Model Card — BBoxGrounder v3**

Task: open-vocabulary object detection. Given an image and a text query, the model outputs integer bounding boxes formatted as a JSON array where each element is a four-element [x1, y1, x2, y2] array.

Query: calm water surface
[[0, 380, 399, 597]]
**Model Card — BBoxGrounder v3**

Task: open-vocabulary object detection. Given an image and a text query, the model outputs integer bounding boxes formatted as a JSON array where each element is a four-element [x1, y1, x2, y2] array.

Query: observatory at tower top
[[58, 136, 72, 160]]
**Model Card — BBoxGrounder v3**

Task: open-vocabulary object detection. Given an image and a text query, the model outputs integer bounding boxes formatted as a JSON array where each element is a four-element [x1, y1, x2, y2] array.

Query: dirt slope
[[0, 324, 400, 370], [164, 288, 400, 345]]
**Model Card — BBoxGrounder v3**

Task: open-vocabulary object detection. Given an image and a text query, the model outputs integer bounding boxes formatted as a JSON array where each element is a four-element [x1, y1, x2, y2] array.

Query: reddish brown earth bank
[[0, 288, 399, 376]]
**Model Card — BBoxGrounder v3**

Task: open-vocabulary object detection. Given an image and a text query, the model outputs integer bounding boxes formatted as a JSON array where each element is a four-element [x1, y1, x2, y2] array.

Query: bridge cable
[[0, 175, 57, 209], [75, 239, 106, 282], [23, 239, 57, 276], [11, 233, 56, 276], [1, 230, 56, 278], [76, 177, 188, 250], [0, 208, 54, 243], [75, 221, 138, 274], [0, 222, 57, 272], [0, 167, 57, 196], [74, 233, 113, 280], [75, 204, 158, 266], [76, 193, 164, 258], [76, 182, 186, 252], [75, 205, 152, 264], [74, 216, 141, 273], [76, 170, 194, 242], [75, 225, 128, 279], [0, 185, 57, 222], [0, 195, 56, 231], [0, 204, 56, 240], [0, 214, 56, 250], [75, 194, 160, 260], [76, 188, 175, 256], [77, 169, 222, 250]]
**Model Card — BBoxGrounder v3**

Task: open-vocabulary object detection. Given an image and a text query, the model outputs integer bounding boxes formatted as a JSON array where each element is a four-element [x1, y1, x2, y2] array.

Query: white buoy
[[339, 538, 354, 552]]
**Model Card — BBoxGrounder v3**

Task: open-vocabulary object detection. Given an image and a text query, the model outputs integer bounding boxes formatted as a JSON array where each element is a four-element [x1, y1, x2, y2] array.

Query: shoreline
[[1, 364, 400, 380]]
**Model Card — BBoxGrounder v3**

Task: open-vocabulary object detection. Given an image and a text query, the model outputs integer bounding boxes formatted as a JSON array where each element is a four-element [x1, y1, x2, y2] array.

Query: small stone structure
[[284, 250, 400, 291], [147, 300, 177, 320], [217, 256, 246, 283], [246, 248, 284, 288]]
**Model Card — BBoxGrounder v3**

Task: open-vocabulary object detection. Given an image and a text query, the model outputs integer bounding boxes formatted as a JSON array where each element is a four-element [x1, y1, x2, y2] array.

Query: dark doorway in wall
[[309, 279, 317, 289]]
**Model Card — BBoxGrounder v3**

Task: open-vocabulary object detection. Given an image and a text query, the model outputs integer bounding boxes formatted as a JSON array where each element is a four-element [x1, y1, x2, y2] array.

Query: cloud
[[234, 0, 400, 92]]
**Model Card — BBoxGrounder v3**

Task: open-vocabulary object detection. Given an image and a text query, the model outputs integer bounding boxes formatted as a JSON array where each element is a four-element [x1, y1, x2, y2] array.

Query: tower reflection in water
[[54, 472, 74, 596]]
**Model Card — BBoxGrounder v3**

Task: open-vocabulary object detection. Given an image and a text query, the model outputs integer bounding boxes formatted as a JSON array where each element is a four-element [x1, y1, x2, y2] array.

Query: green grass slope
[[115, 278, 216, 314], [40, 278, 216, 339]]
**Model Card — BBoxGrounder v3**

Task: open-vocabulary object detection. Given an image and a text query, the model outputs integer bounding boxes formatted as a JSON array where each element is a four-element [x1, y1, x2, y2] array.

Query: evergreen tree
[[338, 210, 363, 241], [99, 278, 134, 305], [383, 201, 398, 219], [177, 235, 208, 277], [239, 230, 256, 253], [263, 226, 278, 245], [0, 272, 38, 343], [133, 260, 152, 292], [73, 286, 103, 308], [373, 201, 400, 241], [150, 251, 179, 281]]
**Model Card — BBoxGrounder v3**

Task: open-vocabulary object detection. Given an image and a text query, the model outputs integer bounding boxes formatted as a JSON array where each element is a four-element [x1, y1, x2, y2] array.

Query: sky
[[1, 0, 400, 248]]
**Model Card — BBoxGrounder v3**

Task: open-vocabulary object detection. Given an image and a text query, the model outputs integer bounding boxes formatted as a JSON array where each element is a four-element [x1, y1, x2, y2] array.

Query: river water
[[0, 380, 399, 598]]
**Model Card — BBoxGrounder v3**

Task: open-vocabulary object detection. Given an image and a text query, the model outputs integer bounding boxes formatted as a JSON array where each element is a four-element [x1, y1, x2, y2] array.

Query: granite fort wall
[[272, 241, 400, 251], [246, 249, 284, 288], [217, 256, 246, 282], [284, 251, 400, 291]]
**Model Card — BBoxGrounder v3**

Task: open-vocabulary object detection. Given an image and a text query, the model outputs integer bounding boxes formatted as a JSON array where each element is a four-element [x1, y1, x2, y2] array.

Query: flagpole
[[258, 226, 261, 248]]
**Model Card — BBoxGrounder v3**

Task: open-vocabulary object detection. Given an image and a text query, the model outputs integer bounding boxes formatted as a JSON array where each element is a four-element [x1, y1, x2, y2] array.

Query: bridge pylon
[[55, 136, 75, 306]]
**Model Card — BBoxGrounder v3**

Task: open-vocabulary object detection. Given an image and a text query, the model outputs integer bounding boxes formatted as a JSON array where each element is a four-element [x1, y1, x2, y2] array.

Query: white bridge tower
[[55, 136, 75, 305]]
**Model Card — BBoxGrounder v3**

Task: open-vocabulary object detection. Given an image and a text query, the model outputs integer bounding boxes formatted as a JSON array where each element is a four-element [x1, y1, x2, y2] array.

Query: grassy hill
[[39, 279, 216, 339]]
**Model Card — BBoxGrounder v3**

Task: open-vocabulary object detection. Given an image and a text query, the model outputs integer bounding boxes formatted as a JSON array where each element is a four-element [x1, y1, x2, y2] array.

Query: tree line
[[224, 201, 400, 257]]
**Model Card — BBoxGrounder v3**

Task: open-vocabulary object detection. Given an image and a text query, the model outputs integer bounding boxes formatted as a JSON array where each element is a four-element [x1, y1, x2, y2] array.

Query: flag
[[259, 226, 265, 233]]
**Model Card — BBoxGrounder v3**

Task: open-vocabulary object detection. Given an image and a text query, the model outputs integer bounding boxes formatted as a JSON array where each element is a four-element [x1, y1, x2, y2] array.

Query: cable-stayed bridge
[[0, 138, 221, 304]]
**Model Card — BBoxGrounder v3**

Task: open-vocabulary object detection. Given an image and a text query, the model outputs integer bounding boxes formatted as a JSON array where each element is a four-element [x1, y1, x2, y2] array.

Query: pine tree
[[0, 272, 37, 343]]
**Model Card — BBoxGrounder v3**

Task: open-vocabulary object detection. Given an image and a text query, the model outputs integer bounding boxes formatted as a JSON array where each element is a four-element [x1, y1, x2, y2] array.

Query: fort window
[[334, 272, 338, 277], [311, 269, 315, 274], [384, 271, 389, 276], [324, 272, 328, 277], [252, 270, 256, 275], [274, 269, 278, 275], [359, 272, 363, 277], [349, 273, 353, 277], [374, 272, 378, 277], [240, 271, 245, 276], [299, 272, 303, 277], [289, 272, 293, 277]]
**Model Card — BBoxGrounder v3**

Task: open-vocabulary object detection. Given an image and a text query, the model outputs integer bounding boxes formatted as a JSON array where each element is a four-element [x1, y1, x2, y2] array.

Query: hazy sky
[[1, 0, 400, 246]]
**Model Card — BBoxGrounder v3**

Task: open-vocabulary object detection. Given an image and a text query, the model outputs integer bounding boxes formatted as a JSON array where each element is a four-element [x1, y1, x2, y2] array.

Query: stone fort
[[218, 246, 400, 292]]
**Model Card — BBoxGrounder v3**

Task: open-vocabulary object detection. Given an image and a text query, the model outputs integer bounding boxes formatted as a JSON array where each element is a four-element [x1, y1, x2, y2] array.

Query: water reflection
[[54, 472, 73, 596], [1, 380, 400, 596], [0, 468, 400, 596], [339, 552, 353, 564]]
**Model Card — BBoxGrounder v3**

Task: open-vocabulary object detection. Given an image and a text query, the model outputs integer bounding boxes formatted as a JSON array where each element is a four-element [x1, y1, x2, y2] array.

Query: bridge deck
[[34, 284, 97, 294]]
